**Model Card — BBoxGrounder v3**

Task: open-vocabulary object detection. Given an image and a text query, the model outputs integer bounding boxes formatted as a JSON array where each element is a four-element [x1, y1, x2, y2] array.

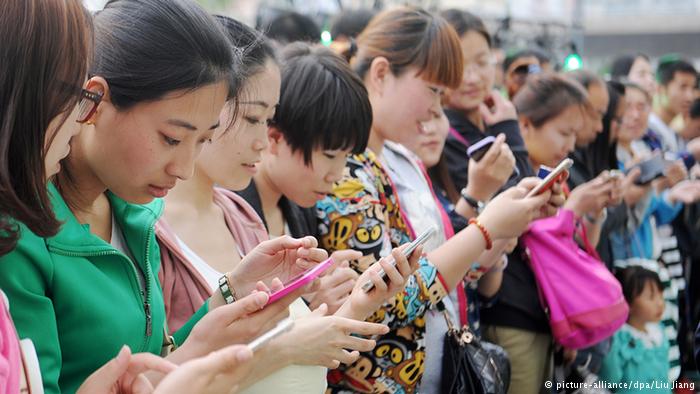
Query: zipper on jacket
[[144, 302, 152, 337], [56, 248, 154, 350], [142, 226, 156, 343], [129, 257, 152, 340]]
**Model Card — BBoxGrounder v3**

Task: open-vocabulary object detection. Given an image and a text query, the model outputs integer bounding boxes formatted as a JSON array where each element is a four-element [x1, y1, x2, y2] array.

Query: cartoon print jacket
[[317, 149, 448, 394]]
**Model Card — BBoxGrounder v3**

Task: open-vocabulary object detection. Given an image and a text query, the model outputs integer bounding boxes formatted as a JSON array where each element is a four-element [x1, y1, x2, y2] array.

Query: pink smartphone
[[266, 257, 335, 305]]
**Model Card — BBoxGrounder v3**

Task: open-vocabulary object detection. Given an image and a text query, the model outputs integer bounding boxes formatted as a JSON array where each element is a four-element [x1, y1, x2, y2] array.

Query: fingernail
[[117, 345, 129, 362], [255, 292, 268, 307]]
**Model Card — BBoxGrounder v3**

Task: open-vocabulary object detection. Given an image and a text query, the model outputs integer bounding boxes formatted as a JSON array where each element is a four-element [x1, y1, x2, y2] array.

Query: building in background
[[84, 0, 700, 73]]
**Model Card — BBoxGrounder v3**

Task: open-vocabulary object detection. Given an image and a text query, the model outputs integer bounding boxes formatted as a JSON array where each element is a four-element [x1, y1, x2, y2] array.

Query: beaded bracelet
[[468, 218, 493, 250], [218, 274, 237, 305]]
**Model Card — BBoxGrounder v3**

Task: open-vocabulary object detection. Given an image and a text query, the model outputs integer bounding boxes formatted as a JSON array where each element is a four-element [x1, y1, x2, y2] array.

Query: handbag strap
[[457, 280, 468, 327], [437, 280, 469, 329], [577, 217, 602, 260], [436, 300, 457, 332]]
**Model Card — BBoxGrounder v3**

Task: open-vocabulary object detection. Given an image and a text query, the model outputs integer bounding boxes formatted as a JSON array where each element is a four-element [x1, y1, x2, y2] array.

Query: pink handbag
[[522, 209, 628, 349]]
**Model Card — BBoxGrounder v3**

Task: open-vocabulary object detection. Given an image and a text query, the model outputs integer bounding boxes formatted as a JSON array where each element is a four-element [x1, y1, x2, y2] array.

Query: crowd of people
[[2, 0, 700, 393]]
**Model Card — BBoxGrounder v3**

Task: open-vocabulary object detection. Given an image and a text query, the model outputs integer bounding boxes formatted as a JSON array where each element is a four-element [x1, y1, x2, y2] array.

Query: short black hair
[[263, 11, 320, 44], [657, 58, 697, 86], [273, 42, 371, 165], [566, 69, 603, 90], [615, 266, 663, 305], [580, 80, 625, 177], [503, 48, 548, 72], [330, 9, 376, 40], [610, 53, 649, 79], [690, 98, 700, 119]]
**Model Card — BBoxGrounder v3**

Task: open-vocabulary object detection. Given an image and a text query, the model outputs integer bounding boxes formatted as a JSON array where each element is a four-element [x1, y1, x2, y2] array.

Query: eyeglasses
[[76, 89, 103, 123]]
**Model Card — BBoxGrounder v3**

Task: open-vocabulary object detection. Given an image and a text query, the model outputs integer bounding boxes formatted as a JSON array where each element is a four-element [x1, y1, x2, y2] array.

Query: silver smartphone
[[361, 226, 436, 293], [247, 317, 294, 352]]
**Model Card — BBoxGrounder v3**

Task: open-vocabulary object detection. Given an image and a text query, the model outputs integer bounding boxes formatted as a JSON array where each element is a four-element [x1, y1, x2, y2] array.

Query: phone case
[[467, 136, 496, 162], [266, 257, 335, 304], [527, 158, 573, 197]]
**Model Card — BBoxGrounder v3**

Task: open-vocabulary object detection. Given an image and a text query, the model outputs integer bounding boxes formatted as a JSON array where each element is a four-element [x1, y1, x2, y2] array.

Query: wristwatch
[[460, 188, 486, 214]]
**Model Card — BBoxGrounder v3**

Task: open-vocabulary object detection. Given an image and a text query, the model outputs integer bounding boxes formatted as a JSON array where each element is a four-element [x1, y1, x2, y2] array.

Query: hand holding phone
[[527, 158, 573, 197], [361, 226, 436, 293], [608, 169, 624, 181], [626, 155, 666, 185], [266, 257, 335, 305]]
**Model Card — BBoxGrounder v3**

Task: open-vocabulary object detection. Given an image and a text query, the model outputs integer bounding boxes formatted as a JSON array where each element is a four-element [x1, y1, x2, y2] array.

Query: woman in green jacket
[[0, 0, 343, 392]]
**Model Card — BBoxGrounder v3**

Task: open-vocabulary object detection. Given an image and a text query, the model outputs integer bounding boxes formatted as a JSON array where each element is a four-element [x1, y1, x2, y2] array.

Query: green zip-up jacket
[[0, 184, 206, 393]]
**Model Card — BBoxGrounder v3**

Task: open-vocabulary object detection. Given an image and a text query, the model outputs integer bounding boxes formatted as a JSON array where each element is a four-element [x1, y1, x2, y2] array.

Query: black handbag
[[438, 286, 511, 394]]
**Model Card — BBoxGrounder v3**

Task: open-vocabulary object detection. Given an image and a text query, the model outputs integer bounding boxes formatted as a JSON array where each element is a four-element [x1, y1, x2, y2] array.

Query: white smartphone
[[247, 317, 294, 352], [526, 158, 573, 198], [361, 226, 436, 293]]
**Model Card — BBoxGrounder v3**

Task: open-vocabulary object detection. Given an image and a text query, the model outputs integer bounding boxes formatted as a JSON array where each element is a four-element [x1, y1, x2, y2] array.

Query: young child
[[600, 266, 670, 393]]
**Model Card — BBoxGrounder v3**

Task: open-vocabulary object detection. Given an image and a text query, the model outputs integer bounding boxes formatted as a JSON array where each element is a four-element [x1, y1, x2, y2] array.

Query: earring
[[85, 120, 94, 126]]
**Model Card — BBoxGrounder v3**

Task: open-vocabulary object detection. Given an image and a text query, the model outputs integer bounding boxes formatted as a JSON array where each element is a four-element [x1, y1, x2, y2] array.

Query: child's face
[[630, 280, 665, 324]]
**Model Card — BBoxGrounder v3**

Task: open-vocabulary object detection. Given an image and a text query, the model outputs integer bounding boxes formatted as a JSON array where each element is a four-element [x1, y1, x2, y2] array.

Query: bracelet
[[466, 262, 489, 282], [584, 208, 608, 225], [218, 274, 237, 305], [469, 218, 493, 250], [460, 188, 486, 214]]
